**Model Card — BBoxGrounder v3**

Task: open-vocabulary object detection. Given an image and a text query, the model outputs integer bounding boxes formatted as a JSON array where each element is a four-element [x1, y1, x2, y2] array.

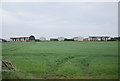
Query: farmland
[[2, 41, 118, 79]]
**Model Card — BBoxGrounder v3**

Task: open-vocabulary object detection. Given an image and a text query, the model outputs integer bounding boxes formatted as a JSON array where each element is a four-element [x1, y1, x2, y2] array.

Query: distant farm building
[[83, 38, 89, 41], [64, 38, 74, 41], [50, 38, 58, 41], [58, 37, 65, 41], [39, 37, 46, 41], [0, 39, 7, 42], [110, 37, 120, 41], [89, 36, 110, 41], [10, 35, 35, 42], [29, 35, 35, 41], [73, 36, 84, 41]]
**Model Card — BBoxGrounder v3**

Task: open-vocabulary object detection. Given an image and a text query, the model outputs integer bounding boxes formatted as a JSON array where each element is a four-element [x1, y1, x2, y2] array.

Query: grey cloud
[[2, 2, 118, 39]]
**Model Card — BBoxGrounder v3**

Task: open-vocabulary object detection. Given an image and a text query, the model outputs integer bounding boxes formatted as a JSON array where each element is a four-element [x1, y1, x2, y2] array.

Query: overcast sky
[[0, 2, 118, 39]]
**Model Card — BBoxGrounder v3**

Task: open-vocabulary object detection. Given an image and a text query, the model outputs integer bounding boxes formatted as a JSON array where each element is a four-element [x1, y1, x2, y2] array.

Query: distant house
[[50, 38, 58, 41], [10, 35, 35, 42], [0, 39, 7, 42], [73, 36, 84, 41], [58, 37, 65, 41], [39, 37, 46, 41], [89, 36, 110, 41]]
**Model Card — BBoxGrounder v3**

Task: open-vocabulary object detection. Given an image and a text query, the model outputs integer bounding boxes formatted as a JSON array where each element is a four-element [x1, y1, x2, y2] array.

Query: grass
[[2, 41, 118, 79]]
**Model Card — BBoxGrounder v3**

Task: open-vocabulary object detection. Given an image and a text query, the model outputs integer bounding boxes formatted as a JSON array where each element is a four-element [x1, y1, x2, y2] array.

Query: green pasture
[[2, 41, 118, 79]]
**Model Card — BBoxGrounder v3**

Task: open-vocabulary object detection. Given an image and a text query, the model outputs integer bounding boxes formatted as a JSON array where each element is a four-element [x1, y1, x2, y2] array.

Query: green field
[[2, 41, 118, 79]]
